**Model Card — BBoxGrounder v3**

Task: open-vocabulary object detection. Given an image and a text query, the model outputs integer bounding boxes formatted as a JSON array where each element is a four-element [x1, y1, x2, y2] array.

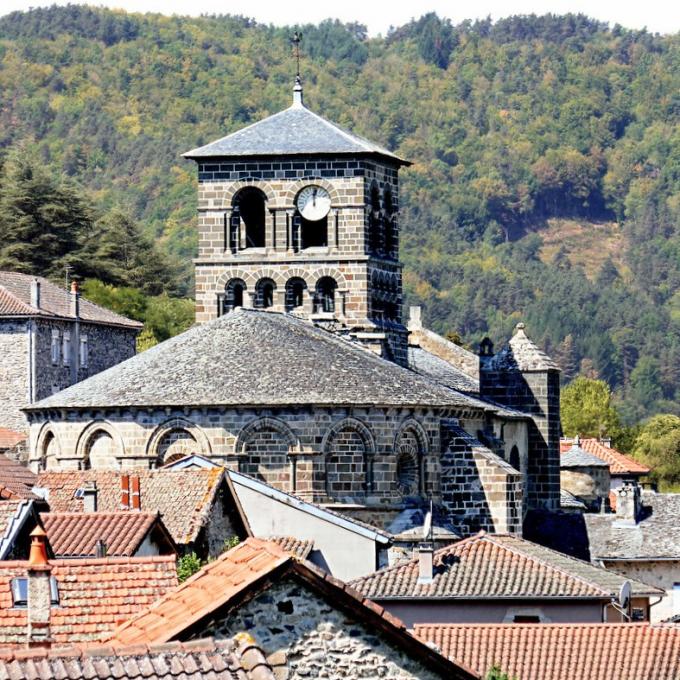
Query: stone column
[[223, 209, 232, 252]]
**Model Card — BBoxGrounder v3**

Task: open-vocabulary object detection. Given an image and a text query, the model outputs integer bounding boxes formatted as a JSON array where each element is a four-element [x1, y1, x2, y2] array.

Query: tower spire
[[291, 31, 304, 107]]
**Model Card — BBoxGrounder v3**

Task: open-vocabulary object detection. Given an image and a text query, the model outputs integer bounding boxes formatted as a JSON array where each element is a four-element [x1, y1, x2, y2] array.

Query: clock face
[[297, 185, 331, 221]]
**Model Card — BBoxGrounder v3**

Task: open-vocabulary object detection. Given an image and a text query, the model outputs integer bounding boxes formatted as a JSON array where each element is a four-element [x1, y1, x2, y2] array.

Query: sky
[[1, 0, 679, 35]]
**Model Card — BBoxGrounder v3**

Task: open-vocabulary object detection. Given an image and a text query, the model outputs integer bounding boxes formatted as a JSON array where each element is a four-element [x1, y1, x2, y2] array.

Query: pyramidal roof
[[26, 309, 511, 412], [487, 323, 559, 372], [183, 79, 408, 164]]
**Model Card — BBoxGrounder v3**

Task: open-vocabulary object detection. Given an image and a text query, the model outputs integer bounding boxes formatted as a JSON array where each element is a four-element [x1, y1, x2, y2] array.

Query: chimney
[[130, 475, 140, 511], [27, 526, 52, 648], [408, 306, 423, 331], [95, 539, 107, 558], [614, 481, 642, 527], [120, 474, 130, 510], [70, 280, 80, 318], [417, 543, 434, 584], [30, 279, 41, 309], [82, 481, 97, 512]]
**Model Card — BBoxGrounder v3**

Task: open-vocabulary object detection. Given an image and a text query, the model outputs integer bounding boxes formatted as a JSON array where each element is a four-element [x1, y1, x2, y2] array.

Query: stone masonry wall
[[199, 577, 443, 680], [0, 320, 29, 432], [439, 421, 523, 534]]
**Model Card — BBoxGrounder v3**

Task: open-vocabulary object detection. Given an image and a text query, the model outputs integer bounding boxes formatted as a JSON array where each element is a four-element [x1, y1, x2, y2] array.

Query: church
[[22, 76, 561, 537]]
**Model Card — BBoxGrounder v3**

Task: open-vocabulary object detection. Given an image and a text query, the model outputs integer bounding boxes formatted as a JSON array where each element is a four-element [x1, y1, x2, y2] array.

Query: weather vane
[[291, 31, 302, 78]]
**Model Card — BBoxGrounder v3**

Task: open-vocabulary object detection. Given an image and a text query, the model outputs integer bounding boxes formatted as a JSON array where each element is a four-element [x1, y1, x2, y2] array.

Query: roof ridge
[[485, 534, 611, 597]]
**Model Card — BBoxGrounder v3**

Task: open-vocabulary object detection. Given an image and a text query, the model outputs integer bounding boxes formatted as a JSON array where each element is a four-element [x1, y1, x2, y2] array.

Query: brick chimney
[[417, 543, 434, 584], [30, 279, 41, 309], [120, 474, 129, 509], [27, 526, 52, 648], [120, 475, 141, 510], [70, 280, 80, 318], [614, 481, 642, 527], [82, 481, 97, 512]]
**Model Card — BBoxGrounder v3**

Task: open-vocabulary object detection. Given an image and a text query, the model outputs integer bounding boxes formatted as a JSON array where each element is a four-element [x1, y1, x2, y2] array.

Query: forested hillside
[[0, 6, 679, 424]]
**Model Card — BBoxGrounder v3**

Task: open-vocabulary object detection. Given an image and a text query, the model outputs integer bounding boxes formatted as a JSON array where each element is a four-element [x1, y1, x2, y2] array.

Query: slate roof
[[0, 637, 278, 680], [560, 489, 587, 510], [415, 623, 680, 680], [0, 455, 36, 499], [349, 532, 660, 600], [27, 309, 503, 412], [37, 469, 226, 546], [584, 492, 680, 560], [408, 347, 480, 393], [561, 441, 610, 468], [560, 438, 650, 475], [183, 87, 407, 165], [107, 538, 476, 679], [41, 511, 176, 558], [0, 556, 178, 646], [487, 323, 559, 372], [0, 272, 142, 329]]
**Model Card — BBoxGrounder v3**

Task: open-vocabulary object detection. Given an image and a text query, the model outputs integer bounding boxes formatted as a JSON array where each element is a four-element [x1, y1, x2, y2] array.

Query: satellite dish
[[619, 581, 631, 611], [422, 511, 432, 541]]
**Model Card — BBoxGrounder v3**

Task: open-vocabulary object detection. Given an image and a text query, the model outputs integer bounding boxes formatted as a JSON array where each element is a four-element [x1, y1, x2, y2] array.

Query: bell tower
[[184, 73, 411, 365]]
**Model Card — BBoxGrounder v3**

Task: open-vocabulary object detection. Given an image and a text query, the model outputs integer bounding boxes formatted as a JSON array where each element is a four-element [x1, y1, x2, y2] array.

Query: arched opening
[[233, 187, 266, 249], [238, 426, 293, 491], [325, 429, 368, 500], [83, 431, 120, 470], [156, 428, 198, 465], [396, 449, 419, 496], [224, 278, 246, 314], [285, 277, 307, 312], [255, 278, 276, 309], [510, 445, 520, 471], [315, 277, 337, 314], [40, 432, 59, 471]]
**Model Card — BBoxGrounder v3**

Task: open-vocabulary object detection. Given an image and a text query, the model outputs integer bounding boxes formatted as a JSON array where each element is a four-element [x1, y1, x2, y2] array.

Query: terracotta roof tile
[[0, 556, 178, 646], [37, 469, 225, 546], [560, 438, 650, 475], [0, 432, 27, 452], [0, 455, 35, 500], [0, 272, 142, 329], [350, 532, 661, 599], [41, 512, 171, 558], [0, 636, 276, 679], [414, 622, 680, 680]]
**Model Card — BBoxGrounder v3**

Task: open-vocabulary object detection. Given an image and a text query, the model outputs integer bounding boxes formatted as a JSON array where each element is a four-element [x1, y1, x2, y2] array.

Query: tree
[[561, 376, 621, 438], [486, 666, 514, 680], [632, 414, 680, 490]]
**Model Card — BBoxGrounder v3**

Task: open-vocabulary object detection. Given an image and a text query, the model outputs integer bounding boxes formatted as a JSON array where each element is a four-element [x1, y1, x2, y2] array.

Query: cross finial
[[291, 31, 302, 78]]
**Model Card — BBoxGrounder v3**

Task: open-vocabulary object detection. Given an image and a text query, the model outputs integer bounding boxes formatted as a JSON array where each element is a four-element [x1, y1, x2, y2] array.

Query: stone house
[[106, 537, 476, 680], [22, 77, 563, 539], [350, 532, 662, 627], [0, 272, 141, 433], [560, 436, 611, 511]]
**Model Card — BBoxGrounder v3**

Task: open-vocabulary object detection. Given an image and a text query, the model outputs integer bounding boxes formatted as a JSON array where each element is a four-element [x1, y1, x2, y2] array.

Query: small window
[[11, 577, 59, 607], [79, 335, 88, 368], [315, 277, 337, 314], [51, 330, 60, 365], [62, 331, 71, 366], [513, 615, 540, 623]]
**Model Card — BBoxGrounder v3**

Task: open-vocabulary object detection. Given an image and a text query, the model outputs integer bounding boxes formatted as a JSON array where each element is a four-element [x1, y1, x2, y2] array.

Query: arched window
[[315, 277, 337, 314], [285, 277, 307, 311], [224, 278, 246, 314], [83, 431, 120, 470], [510, 445, 520, 471], [234, 187, 266, 249], [256, 278, 276, 309], [40, 432, 59, 472]]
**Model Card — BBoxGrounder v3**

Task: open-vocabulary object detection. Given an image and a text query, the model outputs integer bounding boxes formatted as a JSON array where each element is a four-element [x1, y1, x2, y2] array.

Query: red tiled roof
[[41, 511, 174, 558], [560, 438, 650, 475], [350, 532, 660, 600], [414, 623, 680, 680], [107, 538, 476, 679], [267, 536, 314, 559], [0, 430, 26, 452], [0, 272, 142, 329], [0, 454, 36, 499], [0, 556, 177, 646], [0, 637, 278, 679], [38, 469, 226, 546]]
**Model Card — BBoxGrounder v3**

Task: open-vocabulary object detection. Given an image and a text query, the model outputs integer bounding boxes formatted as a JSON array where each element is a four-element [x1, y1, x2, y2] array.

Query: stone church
[[23, 78, 561, 536]]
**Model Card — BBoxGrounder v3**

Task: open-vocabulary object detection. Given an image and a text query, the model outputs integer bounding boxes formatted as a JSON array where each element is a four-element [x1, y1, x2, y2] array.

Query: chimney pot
[[614, 481, 642, 527], [408, 306, 423, 331], [417, 543, 434, 584], [95, 539, 107, 558], [70, 280, 80, 318], [30, 279, 41, 309], [130, 475, 141, 511], [82, 481, 97, 513], [28, 526, 49, 567]]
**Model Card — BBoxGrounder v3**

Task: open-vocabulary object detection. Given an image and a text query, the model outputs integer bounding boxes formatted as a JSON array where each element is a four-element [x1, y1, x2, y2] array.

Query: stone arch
[[307, 267, 348, 290], [146, 418, 212, 465], [394, 419, 429, 496], [216, 268, 259, 289], [34, 424, 62, 471], [76, 421, 125, 470], [235, 418, 299, 491], [322, 418, 376, 500], [222, 180, 277, 207], [285, 277, 308, 311], [280, 178, 341, 208], [255, 277, 277, 308]]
